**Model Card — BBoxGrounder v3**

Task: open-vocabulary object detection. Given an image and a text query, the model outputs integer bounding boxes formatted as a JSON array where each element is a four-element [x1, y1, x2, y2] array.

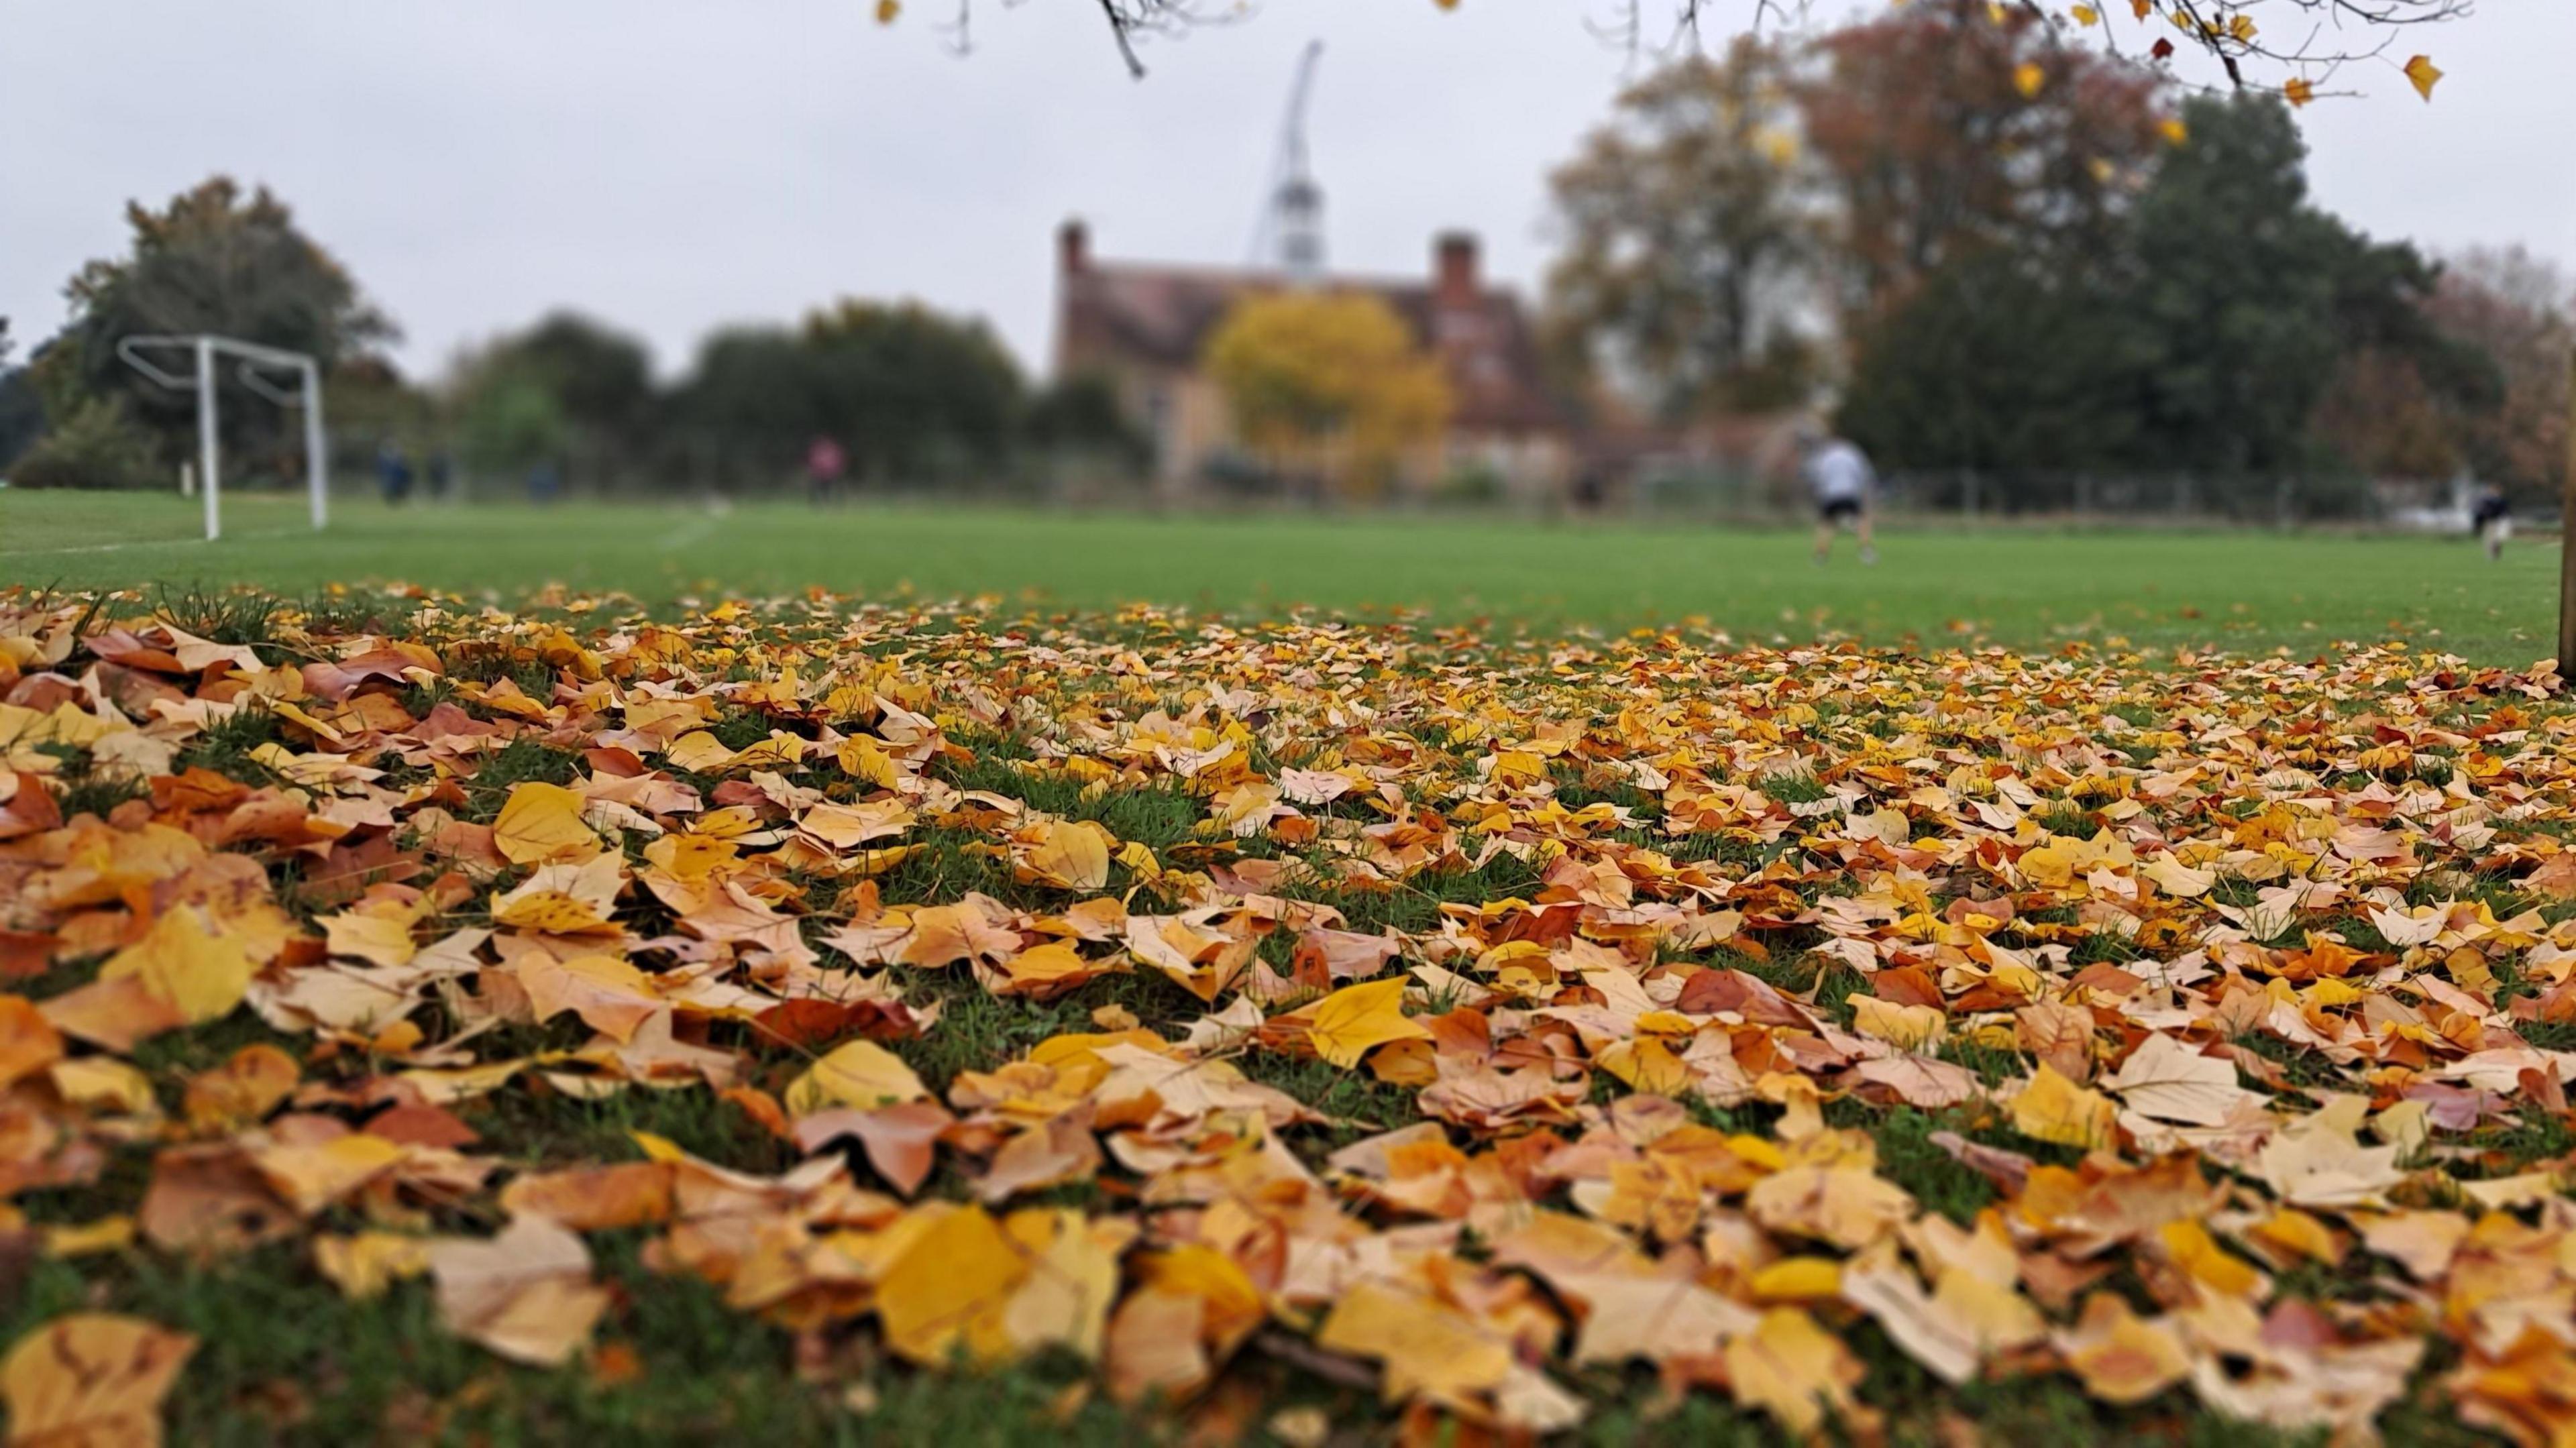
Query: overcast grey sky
[[5, 1, 2569, 382]]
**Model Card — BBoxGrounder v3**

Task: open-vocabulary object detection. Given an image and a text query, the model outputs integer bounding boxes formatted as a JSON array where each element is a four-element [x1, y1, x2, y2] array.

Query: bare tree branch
[[1097, 0, 1147, 77], [1606, 0, 2468, 89], [932, 0, 2468, 85]]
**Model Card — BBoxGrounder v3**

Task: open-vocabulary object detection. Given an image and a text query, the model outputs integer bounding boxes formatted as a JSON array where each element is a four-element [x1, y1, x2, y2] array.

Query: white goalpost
[[115, 333, 329, 541]]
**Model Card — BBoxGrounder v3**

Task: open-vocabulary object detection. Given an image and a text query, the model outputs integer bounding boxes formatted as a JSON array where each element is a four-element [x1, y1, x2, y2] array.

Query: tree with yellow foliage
[[1203, 292, 1451, 502]]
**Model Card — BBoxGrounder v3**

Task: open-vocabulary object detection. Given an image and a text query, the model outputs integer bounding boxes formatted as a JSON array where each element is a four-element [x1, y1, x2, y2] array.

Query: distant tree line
[[443, 302, 1140, 496], [1542, 3, 2571, 506], [0, 180, 1142, 496]]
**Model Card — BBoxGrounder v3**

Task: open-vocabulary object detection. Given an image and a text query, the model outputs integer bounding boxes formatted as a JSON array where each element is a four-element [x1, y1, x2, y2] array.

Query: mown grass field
[[1, 488, 2557, 662], [3, 580, 2575, 1446]]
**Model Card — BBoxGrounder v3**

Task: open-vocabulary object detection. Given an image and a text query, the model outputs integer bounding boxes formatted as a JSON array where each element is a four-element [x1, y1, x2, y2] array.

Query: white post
[[195, 335, 221, 541], [301, 358, 328, 529], [179, 463, 194, 498]]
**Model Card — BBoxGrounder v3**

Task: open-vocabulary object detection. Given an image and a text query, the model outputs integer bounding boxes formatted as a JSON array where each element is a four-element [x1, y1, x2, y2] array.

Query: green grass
[[1, 489, 2557, 661]]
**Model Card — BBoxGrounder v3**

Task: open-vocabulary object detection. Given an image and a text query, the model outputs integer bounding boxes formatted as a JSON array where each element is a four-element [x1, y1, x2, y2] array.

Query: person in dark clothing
[[2472, 484, 2512, 562], [374, 441, 414, 504]]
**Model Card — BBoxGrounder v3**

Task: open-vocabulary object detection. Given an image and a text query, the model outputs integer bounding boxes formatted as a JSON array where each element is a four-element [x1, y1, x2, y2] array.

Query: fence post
[[1962, 468, 1979, 524]]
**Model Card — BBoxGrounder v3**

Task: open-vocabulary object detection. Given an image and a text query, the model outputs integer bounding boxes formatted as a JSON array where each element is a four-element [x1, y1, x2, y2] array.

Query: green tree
[[455, 364, 572, 476], [1544, 40, 1827, 421], [675, 327, 818, 476], [0, 321, 44, 474], [801, 300, 1024, 481], [674, 301, 1024, 488], [2121, 93, 2466, 476], [1842, 92, 2495, 488], [499, 313, 655, 436], [1837, 249, 2141, 475], [44, 176, 394, 463], [446, 312, 654, 489], [1024, 372, 1150, 472], [5, 396, 160, 491]]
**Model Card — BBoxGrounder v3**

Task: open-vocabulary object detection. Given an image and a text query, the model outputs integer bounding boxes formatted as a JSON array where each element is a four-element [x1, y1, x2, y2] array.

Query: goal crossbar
[[115, 333, 329, 541]]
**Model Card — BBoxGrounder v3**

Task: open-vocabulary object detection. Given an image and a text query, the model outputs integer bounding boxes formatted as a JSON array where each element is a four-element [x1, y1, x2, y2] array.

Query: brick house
[[1050, 221, 1576, 502]]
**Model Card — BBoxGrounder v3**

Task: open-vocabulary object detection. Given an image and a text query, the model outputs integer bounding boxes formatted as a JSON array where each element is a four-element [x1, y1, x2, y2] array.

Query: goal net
[[115, 333, 330, 542]]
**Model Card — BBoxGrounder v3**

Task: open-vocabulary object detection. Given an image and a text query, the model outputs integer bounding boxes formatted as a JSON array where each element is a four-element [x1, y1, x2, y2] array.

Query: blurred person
[[1799, 423, 1877, 565], [425, 448, 454, 502], [806, 435, 848, 504], [374, 440, 413, 505], [527, 457, 562, 504], [2472, 482, 2512, 561]]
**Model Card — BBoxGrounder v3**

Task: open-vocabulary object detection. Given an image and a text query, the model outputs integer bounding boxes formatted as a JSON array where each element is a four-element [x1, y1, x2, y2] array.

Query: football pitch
[[0, 489, 2555, 662]]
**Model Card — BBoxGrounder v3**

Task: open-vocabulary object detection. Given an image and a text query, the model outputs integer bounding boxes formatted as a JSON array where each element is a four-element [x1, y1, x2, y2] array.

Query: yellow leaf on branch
[[2404, 54, 2443, 101]]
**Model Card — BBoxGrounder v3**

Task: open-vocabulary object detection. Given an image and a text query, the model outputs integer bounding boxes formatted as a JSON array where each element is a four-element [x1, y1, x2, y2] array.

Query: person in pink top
[[806, 435, 849, 503]]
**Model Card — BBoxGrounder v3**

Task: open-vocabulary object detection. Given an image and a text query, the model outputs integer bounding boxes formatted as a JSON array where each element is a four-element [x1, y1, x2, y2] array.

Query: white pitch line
[[0, 529, 315, 559], [655, 514, 724, 553]]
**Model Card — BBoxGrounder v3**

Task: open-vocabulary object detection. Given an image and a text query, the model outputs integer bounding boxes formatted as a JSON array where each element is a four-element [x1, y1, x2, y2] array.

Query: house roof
[[1057, 258, 1567, 435]]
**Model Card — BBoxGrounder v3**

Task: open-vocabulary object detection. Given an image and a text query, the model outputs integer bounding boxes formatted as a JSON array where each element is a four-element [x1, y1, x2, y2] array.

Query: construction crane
[[1248, 40, 1326, 282]]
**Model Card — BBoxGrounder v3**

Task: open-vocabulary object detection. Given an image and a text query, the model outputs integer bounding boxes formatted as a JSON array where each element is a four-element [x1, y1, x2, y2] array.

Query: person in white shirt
[[1798, 424, 1878, 565]]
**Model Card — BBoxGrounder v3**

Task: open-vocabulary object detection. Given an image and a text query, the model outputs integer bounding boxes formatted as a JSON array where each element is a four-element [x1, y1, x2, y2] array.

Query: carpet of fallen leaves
[[5, 588, 2576, 1445]]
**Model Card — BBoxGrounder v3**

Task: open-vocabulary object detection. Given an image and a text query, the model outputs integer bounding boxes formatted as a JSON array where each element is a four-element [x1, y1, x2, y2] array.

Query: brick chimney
[[1434, 231, 1479, 310], [1058, 218, 1089, 277]]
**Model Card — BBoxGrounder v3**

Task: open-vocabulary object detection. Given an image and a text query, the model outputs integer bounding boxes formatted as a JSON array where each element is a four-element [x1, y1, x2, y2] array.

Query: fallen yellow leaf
[[0, 1313, 195, 1448], [2010, 1063, 2118, 1150], [1303, 977, 1429, 1069], [98, 907, 255, 1025], [784, 1038, 930, 1116], [492, 781, 600, 865]]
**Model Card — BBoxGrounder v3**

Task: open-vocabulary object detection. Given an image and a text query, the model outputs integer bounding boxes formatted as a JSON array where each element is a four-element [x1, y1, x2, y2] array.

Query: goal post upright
[[300, 355, 327, 530], [195, 335, 221, 542]]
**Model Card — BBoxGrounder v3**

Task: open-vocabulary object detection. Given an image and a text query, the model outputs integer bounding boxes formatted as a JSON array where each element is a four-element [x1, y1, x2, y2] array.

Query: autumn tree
[[39, 176, 395, 463], [1799, 0, 2169, 318], [2426, 247, 2573, 499], [1204, 292, 1450, 500], [2305, 347, 2471, 482], [1544, 39, 1827, 421]]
